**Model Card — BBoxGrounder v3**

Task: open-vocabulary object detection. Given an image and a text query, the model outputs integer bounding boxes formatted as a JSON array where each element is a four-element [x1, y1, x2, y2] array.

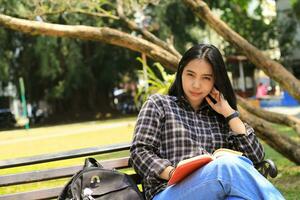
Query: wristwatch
[[225, 111, 239, 123]]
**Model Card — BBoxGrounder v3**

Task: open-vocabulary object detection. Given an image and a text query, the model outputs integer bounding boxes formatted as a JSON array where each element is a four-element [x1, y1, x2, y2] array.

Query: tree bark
[[238, 106, 300, 164], [182, 0, 300, 102], [0, 14, 179, 71], [237, 96, 300, 136]]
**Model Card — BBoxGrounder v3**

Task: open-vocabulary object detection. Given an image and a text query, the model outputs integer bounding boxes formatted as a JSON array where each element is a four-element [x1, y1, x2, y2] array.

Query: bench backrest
[[0, 143, 141, 200]]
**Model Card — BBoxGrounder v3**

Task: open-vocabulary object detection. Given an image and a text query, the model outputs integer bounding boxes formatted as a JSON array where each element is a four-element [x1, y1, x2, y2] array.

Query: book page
[[212, 148, 243, 158]]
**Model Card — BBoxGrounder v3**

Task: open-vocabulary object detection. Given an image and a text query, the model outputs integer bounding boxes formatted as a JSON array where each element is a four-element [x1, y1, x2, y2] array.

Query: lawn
[[0, 117, 299, 199]]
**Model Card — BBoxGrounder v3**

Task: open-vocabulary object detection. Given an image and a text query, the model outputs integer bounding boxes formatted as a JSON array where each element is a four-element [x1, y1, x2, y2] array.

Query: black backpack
[[58, 157, 144, 200]]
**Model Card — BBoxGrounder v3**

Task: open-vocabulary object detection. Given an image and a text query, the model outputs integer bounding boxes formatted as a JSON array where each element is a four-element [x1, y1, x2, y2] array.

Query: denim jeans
[[153, 155, 285, 200]]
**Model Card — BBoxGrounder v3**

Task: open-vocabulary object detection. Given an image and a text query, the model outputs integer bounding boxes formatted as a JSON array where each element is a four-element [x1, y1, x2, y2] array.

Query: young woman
[[130, 44, 284, 200]]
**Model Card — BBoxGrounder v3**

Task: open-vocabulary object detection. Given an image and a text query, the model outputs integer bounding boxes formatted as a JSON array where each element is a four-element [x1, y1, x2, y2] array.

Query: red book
[[168, 148, 242, 186]]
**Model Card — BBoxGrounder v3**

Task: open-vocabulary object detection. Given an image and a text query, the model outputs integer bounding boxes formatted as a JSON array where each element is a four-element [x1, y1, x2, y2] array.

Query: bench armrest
[[255, 159, 278, 178]]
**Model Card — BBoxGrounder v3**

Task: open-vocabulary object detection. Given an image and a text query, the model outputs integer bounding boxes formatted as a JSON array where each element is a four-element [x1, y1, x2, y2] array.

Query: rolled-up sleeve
[[130, 98, 171, 179], [226, 123, 265, 163]]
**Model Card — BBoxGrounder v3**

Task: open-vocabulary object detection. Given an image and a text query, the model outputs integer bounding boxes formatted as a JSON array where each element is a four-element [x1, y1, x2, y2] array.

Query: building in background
[[276, 0, 300, 78]]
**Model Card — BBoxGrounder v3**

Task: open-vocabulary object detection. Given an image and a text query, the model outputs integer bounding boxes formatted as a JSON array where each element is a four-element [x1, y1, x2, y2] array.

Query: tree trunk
[[238, 106, 300, 164], [0, 14, 179, 72], [182, 0, 300, 102], [237, 96, 300, 135]]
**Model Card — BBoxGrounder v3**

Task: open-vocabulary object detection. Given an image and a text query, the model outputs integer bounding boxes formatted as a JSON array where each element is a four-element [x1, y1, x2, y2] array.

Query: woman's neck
[[190, 100, 203, 111]]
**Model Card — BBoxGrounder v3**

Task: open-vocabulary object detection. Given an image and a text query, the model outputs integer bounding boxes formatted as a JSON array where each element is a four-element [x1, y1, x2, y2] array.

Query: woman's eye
[[203, 77, 211, 80]]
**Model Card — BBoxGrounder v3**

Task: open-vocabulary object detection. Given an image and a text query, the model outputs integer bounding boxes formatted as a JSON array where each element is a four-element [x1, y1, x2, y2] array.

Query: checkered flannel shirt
[[130, 94, 264, 200]]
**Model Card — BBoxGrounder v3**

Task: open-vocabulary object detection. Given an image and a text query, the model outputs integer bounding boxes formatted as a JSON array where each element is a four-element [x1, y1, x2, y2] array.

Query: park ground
[[0, 116, 299, 199]]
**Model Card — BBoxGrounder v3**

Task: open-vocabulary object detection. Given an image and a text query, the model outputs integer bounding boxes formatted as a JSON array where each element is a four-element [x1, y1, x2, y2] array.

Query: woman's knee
[[189, 155, 254, 183], [203, 155, 254, 179], [213, 155, 253, 168]]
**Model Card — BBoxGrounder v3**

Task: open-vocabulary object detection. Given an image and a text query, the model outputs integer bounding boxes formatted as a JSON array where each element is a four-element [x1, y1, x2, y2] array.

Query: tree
[[0, 0, 299, 164]]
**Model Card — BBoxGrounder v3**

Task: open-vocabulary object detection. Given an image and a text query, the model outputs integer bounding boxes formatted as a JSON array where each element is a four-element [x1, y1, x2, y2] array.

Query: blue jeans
[[153, 156, 285, 200]]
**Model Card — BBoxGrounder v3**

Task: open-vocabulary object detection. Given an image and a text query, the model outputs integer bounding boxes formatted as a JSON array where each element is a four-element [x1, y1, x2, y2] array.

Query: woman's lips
[[190, 91, 202, 97]]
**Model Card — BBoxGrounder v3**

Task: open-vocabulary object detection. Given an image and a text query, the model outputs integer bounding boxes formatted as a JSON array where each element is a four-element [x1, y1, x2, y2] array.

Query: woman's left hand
[[205, 87, 235, 117]]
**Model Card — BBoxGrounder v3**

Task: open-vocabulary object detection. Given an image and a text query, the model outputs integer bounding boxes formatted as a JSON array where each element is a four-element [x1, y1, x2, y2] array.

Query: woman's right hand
[[159, 166, 176, 180]]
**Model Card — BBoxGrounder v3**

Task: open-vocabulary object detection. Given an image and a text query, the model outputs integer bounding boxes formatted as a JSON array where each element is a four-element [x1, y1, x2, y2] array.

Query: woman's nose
[[192, 80, 201, 89]]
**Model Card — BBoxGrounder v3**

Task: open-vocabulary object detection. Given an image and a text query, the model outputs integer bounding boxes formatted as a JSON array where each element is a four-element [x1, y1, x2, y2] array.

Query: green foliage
[[150, 0, 203, 53], [277, 0, 300, 63], [212, 1, 277, 54], [291, 0, 300, 19], [0, 0, 115, 21], [0, 29, 10, 82], [0, 61, 9, 82], [35, 37, 61, 81], [135, 57, 175, 107]]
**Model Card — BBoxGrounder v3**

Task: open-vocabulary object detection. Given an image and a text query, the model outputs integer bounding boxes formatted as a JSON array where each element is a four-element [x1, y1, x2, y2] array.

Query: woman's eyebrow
[[185, 69, 196, 74], [201, 74, 213, 77], [185, 69, 213, 77]]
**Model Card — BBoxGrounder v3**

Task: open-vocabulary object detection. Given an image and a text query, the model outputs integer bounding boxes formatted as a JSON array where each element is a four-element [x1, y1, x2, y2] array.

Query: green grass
[[0, 117, 136, 160], [263, 124, 300, 199], [0, 118, 299, 199]]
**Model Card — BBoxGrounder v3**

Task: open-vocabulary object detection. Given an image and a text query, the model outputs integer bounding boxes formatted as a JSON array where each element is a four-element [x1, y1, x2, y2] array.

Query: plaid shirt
[[130, 94, 264, 200]]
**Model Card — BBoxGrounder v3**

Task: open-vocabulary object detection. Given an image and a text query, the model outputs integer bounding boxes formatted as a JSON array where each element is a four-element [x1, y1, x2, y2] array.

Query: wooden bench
[[0, 143, 142, 200], [0, 142, 277, 200]]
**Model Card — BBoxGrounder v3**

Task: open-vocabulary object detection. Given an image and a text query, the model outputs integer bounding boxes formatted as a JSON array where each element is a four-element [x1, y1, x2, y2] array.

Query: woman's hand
[[205, 87, 235, 117], [160, 166, 176, 180], [206, 88, 246, 134]]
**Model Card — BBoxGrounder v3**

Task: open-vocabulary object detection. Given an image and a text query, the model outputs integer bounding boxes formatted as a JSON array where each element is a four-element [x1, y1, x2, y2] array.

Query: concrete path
[[264, 106, 300, 118]]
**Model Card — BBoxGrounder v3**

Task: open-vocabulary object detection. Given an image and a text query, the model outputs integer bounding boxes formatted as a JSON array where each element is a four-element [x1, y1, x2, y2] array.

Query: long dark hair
[[168, 44, 237, 110]]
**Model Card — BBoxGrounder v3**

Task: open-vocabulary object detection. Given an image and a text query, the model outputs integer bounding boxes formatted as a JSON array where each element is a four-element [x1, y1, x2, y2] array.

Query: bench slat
[[0, 143, 131, 169], [0, 157, 130, 186], [0, 165, 80, 187], [0, 187, 62, 200]]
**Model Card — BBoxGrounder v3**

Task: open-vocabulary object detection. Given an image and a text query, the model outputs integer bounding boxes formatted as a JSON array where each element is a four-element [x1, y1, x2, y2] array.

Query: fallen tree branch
[[238, 105, 300, 165], [237, 96, 300, 136], [0, 14, 178, 71]]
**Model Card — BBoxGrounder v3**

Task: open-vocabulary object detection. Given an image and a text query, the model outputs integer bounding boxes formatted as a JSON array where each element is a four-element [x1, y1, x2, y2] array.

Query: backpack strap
[[84, 157, 103, 168], [58, 158, 103, 199]]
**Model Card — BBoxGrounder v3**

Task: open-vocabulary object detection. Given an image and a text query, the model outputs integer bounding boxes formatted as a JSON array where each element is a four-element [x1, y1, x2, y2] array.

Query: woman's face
[[181, 59, 215, 110]]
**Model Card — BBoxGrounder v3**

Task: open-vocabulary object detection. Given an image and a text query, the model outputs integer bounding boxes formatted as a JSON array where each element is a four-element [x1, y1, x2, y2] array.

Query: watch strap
[[225, 111, 239, 123]]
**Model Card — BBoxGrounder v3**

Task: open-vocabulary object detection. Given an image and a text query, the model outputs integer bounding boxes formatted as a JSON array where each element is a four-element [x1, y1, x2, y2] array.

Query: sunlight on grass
[[0, 117, 136, 160]]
